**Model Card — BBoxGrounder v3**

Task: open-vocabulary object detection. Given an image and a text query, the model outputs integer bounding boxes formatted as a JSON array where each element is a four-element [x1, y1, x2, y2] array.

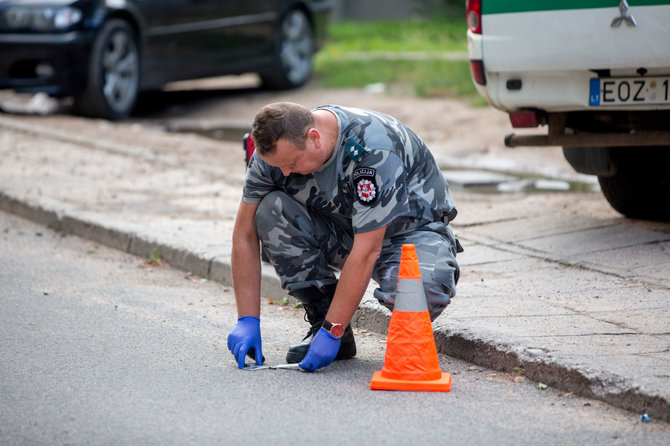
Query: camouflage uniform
[[243, 105, 462, 320]]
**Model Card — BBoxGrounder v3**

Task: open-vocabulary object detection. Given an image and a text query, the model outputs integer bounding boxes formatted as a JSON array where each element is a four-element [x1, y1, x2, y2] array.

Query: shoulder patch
[[345, 137, 366, 162], [353, 167, 377, 205]]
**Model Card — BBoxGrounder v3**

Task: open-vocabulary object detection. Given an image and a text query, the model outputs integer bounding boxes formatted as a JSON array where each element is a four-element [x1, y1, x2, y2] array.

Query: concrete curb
[[432, 326, 669, 422], [0, 191, 284, 301], [2, 189, 667, 421]]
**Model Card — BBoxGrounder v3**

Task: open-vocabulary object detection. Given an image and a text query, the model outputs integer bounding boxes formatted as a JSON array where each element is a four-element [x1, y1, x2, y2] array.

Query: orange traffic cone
[[370, 244, 452, 391]]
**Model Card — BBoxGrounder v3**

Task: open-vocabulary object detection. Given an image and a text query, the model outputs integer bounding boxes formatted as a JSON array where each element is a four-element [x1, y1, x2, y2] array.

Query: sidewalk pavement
[[1, 113, 669, 422]]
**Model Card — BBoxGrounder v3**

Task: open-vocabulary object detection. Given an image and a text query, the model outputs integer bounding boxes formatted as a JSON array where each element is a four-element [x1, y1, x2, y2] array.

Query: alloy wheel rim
[[279, 10, 313, 84], [102, 29, 139, 112]]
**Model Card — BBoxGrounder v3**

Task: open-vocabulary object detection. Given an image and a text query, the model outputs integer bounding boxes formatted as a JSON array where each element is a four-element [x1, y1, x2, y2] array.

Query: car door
[[187, 0, 279, 76], [137, 0, 278, 87], [137, 0, 213, 85]]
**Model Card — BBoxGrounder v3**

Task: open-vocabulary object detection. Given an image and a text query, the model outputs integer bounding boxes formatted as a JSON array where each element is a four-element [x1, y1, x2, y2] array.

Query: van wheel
[[261, 9, 314, 89], [597, 146, 670, 221], [73, 19, 140, 120]]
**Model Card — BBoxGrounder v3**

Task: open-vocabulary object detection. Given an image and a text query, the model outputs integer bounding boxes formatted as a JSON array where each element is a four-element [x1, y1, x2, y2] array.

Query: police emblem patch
[[353, 167, 377, 205]]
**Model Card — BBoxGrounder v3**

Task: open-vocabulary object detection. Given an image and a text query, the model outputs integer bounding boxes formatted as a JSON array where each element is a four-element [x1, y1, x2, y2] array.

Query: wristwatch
[[322, 320, 344, 338]]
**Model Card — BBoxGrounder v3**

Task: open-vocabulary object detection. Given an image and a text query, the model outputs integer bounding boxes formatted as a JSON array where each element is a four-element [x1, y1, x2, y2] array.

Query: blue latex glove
[[227, 316, 263, 369], [299, 327, 341, 372]]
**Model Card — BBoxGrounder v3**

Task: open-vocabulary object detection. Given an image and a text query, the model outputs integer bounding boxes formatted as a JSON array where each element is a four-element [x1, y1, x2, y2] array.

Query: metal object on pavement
[[241, 363, 304, 371], [273, 363, 303, 370]]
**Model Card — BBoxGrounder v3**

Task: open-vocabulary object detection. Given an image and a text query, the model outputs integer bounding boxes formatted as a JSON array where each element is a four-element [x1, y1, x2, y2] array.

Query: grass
[[320, 18, 467, 53], [266, 295, 303, 308], [314, 18, 484, 104], [145, 247, 165, 267]]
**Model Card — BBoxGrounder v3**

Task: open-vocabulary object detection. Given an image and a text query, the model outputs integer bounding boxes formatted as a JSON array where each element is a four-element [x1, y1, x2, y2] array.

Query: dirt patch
[[1, 76, 584, 182]]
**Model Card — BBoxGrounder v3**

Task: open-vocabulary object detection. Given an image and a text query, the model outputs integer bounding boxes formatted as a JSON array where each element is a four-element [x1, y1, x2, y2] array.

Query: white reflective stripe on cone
[[393, 278, 428, 312]]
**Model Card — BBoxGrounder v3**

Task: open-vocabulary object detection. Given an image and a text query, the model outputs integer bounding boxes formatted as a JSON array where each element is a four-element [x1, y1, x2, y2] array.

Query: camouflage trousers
[[254, 191, 461, 321]]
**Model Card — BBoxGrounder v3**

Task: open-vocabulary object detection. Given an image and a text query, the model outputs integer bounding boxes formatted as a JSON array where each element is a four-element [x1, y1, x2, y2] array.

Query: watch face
[[331, 324, 344, 338]]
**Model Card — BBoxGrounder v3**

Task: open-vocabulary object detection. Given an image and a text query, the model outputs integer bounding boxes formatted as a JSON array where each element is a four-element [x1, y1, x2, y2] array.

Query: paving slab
[[463, 212, 618, 243], [518, 224, 670, 258], [1, 112, 669, 423], [573, 241, 670, 284]]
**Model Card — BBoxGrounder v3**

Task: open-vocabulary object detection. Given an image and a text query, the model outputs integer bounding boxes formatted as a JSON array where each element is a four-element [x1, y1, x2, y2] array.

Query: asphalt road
[[2, 210, 668, 445]]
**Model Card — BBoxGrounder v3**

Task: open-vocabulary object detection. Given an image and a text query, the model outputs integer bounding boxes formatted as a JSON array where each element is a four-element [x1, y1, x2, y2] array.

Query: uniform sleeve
[[242, 153, 277, 204], [351, 150, 410, 233]]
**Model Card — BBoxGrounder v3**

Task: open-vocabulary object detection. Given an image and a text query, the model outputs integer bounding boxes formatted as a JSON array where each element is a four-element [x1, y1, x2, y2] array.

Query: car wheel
[[597, 146, 670, 221], [73, 19, 140, 120], [261, 9, 314, 89]]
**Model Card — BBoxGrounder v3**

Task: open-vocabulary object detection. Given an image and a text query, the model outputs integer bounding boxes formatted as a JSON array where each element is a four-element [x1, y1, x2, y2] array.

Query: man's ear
[[306, 128, 320, 148]]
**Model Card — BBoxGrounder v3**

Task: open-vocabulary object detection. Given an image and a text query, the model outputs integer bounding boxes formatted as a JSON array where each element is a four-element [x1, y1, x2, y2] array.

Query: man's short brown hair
[[251, 102, 314, 155]]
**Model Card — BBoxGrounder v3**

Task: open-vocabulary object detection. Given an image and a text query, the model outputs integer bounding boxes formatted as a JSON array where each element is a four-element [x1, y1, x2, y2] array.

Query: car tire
[[597, 146, 670, 221], [73, 19, 140, 120], [260, 9, 314, 89]]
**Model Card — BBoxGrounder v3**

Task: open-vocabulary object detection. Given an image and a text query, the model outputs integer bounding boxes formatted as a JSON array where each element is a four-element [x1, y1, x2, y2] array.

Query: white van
[[466, 0, 670, 220]]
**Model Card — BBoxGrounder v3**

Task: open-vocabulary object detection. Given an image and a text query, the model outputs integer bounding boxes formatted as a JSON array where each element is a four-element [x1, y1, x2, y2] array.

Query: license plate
[[589, 77, 670, 106]]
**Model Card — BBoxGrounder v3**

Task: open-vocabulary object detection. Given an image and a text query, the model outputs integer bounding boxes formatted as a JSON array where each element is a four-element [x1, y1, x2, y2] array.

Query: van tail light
[[470, 60, 486, 85], [466, 0, 482, 34], [509, 111, 539, 128]]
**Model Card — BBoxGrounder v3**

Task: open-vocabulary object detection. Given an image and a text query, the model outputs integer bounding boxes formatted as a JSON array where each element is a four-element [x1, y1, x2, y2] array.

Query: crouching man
[[227, 102, 462, 372]]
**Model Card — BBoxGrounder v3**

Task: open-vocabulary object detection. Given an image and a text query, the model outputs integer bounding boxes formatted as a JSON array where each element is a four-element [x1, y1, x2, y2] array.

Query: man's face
[[260, 136, 322, 176]]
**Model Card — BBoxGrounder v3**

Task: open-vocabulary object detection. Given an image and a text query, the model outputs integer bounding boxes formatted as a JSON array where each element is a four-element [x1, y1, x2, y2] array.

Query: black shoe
[[286, 323, 356, 364], [284, 284, 356, 363]]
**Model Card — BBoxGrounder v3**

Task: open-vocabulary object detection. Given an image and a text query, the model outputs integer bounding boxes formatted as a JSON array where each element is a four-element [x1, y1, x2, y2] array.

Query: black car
[[0, 0, 332, 120]]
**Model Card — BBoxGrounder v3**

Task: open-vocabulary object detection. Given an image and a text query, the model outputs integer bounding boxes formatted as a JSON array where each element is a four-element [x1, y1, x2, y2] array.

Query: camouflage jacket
[[243, 105, 457, 237]]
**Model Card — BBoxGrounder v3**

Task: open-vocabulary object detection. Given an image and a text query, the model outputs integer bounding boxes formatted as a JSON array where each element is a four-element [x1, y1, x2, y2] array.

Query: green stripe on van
[[483, 1, 670, 15]]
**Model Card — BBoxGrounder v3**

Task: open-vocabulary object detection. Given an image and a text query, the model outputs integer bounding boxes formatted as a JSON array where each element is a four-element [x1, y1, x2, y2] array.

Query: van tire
[[597, 147, 670, 221]]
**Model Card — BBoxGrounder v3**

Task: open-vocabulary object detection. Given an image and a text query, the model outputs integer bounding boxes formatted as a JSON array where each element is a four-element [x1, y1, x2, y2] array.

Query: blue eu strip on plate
[[589, 78, 601, 106]]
